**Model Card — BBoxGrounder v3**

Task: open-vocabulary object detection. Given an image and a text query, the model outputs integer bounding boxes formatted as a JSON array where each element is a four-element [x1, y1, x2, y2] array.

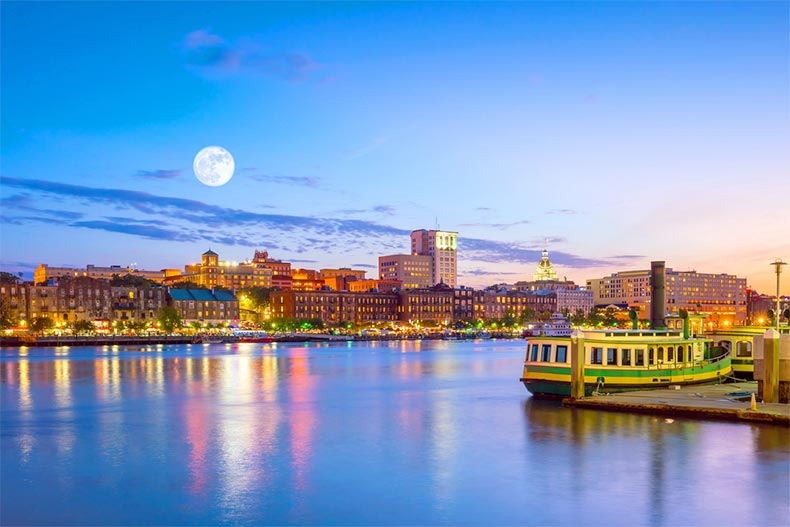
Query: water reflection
[[0, 343, 787, 526]]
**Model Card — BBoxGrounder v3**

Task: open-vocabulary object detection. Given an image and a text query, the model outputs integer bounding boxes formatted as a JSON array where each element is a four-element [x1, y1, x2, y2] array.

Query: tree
[[0, 271, 21, 284], [0, 299, 18, 329], [30, 316, 54, 334], [603, 307, 618, 327], [157, 306, 182, 333], [71, 320, 96, 335], [518, 307, 537, 324], [110, 273, 157, 288], [586, 308, 603, 327], [500, 309, 518, 328], [170, 281, 206, 290], [570, 309, 586, 326]]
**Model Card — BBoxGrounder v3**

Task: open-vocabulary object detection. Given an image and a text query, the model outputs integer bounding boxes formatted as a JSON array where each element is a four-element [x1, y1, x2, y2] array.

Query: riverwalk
[[563, 380, 790, 426]]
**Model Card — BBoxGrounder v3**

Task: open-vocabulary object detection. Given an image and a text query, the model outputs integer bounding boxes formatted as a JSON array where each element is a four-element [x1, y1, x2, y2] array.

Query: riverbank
[[0, 331, 520, 347]]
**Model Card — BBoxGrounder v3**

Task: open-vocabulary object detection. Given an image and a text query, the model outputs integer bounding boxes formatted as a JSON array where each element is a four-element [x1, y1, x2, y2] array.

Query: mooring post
[[570, 329, 586, 399], [764, 328, 779, 403]]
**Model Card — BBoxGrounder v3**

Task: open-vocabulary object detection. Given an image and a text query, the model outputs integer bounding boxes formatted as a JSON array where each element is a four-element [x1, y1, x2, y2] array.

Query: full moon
[[193, 146, 235, 187]]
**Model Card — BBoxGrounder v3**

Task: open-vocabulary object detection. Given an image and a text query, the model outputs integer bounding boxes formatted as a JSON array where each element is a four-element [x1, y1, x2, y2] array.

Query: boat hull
[[521, 359, 732, 397]]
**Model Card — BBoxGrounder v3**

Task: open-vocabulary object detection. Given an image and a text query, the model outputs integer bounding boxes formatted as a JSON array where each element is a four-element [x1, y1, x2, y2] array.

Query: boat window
[[556, 345, 567, 363], [622, 349, 632, 366], [667, 346, 674, 362], [530, 343, 539, 361], [541, 344, 552, 362], [657, 347, 664, 362], [607, 348, 618, 365], [677, 346, 684, 362], [591, 347, 603, 365], [648, 348, 655, 365], [635, 349, 645, 366], [736, 341, 752, 357]]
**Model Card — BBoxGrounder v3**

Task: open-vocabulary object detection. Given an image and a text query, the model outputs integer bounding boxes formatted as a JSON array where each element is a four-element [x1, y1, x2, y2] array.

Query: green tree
[[30, 316, 54, 333], [170, 281, 207, 290], [71, 320, 96, 335], [157, 306, 183, 333], [109, 273, 157, 288], [571, 308, 586, 326], [500, 309, 518, 328], [0, 299, 18, 329], [518, 307, 537, 324], [603, 307, 618, 327], [0, 271, 21, 284]]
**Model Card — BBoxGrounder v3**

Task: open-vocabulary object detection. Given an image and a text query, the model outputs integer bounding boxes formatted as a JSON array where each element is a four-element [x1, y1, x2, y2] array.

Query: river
[[1, 340, 788, 526]]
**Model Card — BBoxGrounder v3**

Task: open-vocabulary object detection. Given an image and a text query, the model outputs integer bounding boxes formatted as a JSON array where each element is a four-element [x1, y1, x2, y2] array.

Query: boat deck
[[562, 381, 789, 426]]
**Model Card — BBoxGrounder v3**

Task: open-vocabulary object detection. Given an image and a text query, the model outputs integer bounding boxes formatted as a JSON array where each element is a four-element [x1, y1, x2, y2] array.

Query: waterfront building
[[348, 279, 402, 293], [379, 254, 433, 289], [410, 229, 458, 288], [482, 289, 557, 321], [587, 267, 747, 324], [110, 285, 167, 325], [0, 280, 27, 326], [168, 289, 239, 326], [34, 263, 166, 285], [319, 268, 367, 291], [511, 248, 576, 292], [291, 268, 325, 292], [556, 287, 594, 315], [398, 284, 454, 324], [253, 250, 291, 289], [179, 250, 274, 290], [453, 287, 476, 322], [26, 284, 60, 323], [268, 290, 399, 325]]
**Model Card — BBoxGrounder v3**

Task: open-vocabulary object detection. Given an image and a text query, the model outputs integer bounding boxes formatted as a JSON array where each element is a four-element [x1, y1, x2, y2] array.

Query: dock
[[563, 381, 790, 426]]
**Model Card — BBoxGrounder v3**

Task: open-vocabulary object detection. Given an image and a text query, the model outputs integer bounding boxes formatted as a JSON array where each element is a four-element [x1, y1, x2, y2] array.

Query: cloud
[[461, 268, 519, 276], [136, 169, 182, 180], [181, 29, 319, 82], [250, 173, 320, 188], [345, 136, 389, 160], [460, 237, 613, 268], [373, 205, 396, 216], [70, 220, 198, 242], [353, 263, 377, 269], [459, 220, 530, 230], [546, 209, 577, 215]]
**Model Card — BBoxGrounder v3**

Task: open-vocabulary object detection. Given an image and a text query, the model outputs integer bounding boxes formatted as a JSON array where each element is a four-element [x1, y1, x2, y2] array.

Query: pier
[[563, 381, 790, 426]]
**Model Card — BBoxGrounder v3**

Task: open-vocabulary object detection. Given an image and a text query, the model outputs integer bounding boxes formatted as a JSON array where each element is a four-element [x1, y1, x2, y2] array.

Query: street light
[[770, 259, 786, 330]]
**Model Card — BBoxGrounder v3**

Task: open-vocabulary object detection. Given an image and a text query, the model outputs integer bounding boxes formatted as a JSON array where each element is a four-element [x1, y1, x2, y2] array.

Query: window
[[556, 345, 567, 363], [607, 348, 618, 365], [677, 346, 684, 362], [649, 348, 655, 365], [622, 349, 632, 366], [657, 347, 664, 362], [591, 347, 603, 365], [530, 343, 539, 362], [541, 344, 551, 362], [667, 346, 674, 362], [635, 349, 645, 366], [736, 341, 752, 357]]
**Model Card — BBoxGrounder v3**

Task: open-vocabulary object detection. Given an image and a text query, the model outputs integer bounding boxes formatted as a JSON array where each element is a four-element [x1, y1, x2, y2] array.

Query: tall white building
[[410, 229, 458, 288]]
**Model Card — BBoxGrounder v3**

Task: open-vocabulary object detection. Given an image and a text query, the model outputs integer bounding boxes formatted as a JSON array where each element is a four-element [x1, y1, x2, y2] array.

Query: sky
[[1, 1, 788, 294]]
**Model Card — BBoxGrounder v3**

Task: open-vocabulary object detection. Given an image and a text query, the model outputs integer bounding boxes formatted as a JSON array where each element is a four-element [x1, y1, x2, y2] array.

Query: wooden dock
[[563, 381, 790, 426]]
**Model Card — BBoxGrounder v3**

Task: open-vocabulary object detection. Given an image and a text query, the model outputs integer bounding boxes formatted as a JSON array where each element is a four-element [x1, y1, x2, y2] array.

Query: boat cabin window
[[591, 347, 603, 365], [541, 344, 551, 362], [622, 349, 632, 366], [657, 347, 664, 363], [736, 341, 752, 357], [556, 345, 568, 363], [636, 349, 645, 366], [667, 346, 674, 362], [648, 348, 655, 365], [530, 343, 539, 361], [677, 345, 684, 363], [607, 348, 618, 366]]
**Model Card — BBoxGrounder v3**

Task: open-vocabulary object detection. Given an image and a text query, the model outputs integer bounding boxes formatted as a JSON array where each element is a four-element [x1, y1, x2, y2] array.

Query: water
[[1, 340, 788, 526]]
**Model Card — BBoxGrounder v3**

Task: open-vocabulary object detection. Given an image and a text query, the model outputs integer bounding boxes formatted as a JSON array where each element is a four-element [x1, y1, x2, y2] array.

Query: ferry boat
[[705, 326, 790, 380], [523, 312, 572, 338], [520, 329, 732, 397]]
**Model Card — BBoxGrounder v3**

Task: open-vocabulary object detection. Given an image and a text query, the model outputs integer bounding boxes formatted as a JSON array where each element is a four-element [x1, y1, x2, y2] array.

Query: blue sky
[[1, 1, 788, 293]]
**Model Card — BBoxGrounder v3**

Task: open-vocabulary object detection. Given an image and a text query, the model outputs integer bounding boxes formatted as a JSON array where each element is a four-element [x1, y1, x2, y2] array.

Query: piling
[[570, 330, 585, 399], [764, 329, 780, 403]]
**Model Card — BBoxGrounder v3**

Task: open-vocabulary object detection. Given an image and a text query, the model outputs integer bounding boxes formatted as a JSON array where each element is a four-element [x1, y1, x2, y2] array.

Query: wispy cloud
[[345, 136, 389, 160], [250, 173, 320, 188], [460, 237, 622, 268], [459, 220, 530, 230], [180, 29, 319, 82], [373, 205, 396, 216], [353, 263, 377, 269], [546, 209, 577, 215], [461, 268, 519, 277], [136, 169, 182, 180]]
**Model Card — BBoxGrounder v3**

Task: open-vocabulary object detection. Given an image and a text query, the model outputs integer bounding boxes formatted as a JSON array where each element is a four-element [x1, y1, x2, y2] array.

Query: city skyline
[[2, 2, 788, 294]]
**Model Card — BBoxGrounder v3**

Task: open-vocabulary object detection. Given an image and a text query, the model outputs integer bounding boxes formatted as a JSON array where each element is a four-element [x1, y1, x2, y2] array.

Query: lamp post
[[770, 259, 786, 330]]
